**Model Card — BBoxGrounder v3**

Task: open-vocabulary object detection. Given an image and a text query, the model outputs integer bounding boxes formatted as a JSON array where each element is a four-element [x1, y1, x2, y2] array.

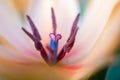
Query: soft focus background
[[0, 0, 120, 80]]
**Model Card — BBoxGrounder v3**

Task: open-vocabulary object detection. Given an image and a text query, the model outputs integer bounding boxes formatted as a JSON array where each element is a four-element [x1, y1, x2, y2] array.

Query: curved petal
[[62, 0, 119, 64], [0, 56, 83, 80], [0, 33, 83, 80], [0, 45, 35, 62], [27, 0, 79, 44], [0, 0, 119, 80], [0, 36, 43, 62], [70, 2, 120, 80], [0, 1, 40, 61]]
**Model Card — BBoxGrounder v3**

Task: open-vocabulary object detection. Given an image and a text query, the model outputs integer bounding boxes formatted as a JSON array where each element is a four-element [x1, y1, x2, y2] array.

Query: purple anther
[[22, 7, 80, 65], [34, 40, 48, 62], [56, 49, 66, 62], [67, 13, 80, 42], [51, 8, 57, 34], [26, 15, 41, 40], [22, 15, 48, 63], [57, 13, 80, 62], [22, 27, 35, 41]]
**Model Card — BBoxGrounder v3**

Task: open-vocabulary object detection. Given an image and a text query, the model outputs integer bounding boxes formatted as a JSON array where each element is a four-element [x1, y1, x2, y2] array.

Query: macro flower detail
[[0, 0, 119, 80], [22, 8, 80, 66]]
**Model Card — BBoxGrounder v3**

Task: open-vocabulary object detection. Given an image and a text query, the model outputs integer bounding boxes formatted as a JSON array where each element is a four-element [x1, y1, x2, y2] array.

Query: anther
[[22, 7, 80, 66]]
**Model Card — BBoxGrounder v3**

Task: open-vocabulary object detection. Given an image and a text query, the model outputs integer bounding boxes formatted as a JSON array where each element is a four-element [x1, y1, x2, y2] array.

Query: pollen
[[22, 7, 80, 66]]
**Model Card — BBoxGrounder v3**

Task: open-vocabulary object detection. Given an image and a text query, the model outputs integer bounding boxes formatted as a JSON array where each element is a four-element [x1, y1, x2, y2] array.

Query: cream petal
[[0, 36, 43, 62], [0, 1, 119, 80], [27, 0, 79, 45], [0, 59, 82, 80], [0, 38, 83, 80], [0, 45, 22, 61], [0, 45, 35, 62], [71, 2, 120, 80], [0, 1, 41, 61], [62, 0, 119, 64], [26, 0, 119, 64]]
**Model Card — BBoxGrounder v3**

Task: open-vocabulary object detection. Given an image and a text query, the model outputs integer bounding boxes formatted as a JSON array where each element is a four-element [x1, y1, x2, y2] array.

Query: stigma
[[22, 8, 80, 66]]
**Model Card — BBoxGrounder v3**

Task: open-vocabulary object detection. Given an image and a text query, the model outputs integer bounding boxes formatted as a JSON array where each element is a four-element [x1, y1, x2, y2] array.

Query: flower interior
[[22, 7, 80, 66]]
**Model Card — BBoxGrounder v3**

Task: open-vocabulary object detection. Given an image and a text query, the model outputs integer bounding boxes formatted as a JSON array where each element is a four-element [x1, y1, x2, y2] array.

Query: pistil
[[22, 7, 80, 66]]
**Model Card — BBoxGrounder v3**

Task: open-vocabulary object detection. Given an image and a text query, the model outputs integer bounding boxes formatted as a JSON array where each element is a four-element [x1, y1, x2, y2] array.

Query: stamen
[[22, 16, 48, 63], [22, 7, 80, 66], [22, 27, 35, 41], [34, 40, 48, 62], [57, 13, 80, 62], [67, 13, 80, 42], [51, 7, 57, 34], [26, 15, 41, 40]]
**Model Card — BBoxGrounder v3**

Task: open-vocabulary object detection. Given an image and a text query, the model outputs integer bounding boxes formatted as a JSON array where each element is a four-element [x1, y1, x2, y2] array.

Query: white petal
[[27, 0, 79, 45], [71, 4, 120, 80], [0, 45, 31, 62], [62, 0, 119, 64], [0, 1, 41, 61]]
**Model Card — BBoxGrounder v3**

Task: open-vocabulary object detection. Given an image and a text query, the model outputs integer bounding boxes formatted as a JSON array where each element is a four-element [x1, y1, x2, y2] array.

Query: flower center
[[22, 7, 80, 66]]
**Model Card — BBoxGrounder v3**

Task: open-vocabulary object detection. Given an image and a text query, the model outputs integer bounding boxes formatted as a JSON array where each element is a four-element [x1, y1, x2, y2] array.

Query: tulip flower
[[0, 0, 119, 80]]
